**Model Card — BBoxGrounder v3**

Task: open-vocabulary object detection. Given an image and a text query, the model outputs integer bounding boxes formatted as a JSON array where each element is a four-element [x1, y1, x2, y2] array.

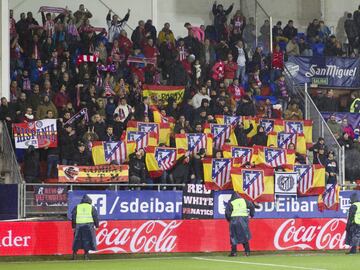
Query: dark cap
[[198, 148, 206, 156]]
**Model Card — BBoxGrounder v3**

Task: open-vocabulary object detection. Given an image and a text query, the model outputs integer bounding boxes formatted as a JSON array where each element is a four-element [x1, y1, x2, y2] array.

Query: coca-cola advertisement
[[0, 218, 349, 256]]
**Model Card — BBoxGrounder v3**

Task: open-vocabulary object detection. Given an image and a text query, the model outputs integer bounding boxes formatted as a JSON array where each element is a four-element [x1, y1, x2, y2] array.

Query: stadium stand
[[2, 1, 360, 191]]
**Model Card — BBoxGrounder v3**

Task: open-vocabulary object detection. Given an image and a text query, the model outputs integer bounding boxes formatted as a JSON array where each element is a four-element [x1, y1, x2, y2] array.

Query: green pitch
[[0, 253, 359, 270]]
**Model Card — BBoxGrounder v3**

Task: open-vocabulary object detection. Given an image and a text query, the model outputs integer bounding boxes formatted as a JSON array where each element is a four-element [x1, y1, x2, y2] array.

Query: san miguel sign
[[0, 218, 349, 256], [285, 56, 360, 88]]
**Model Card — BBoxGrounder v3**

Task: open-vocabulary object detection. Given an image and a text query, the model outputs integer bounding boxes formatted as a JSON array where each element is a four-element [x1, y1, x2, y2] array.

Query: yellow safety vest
[[354, 202, 360, 225], [231, 198, 248, 217], [76, 203, 94, 224]]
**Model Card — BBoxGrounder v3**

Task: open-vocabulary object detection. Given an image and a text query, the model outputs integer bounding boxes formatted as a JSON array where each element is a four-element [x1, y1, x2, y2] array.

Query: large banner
[[285, 56, 360, 88], [142, 85, 185, 105], [12, 119, 57, 149], [213, 190, 359, 219], [68, 189, 359, 220], [58, 165, 128, 183], [0, 218, 349, 256], [322, 112, 360, 131], [34, 186, 67, 206], [68, 190, 182, 220], [182, 184, 214, 219]]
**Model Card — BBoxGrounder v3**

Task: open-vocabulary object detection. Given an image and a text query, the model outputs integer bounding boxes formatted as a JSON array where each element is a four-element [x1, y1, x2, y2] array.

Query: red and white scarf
[[76, 54, 99, 65], [38, 6, 67, 14]]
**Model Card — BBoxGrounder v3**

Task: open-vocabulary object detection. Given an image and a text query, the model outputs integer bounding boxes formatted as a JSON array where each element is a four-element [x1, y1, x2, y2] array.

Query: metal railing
[[283, 67, 345, 185], [304, 83, 345, 185], [240, 0, 273, 54], [0, 121, 23, 184], [20, 183, 186, 218]]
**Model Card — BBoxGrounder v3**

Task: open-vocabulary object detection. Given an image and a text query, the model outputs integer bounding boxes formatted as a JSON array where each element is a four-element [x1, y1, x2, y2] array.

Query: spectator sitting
[[319, 20, 331, 41], [286, 37, 300, 56], [191, 86, 211, 109], [311, 35, 325, 56], [284, 102, 303, 120], [298, 37, 313, 56], [341, 118, 355, 140], [288, 142, 306, 164], [339, 132, 354, 151]]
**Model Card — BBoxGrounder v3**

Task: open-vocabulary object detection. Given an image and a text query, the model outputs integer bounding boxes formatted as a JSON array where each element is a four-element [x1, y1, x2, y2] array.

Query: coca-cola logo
[[94, 220, 182, 253], [274, 218, 349, 250]]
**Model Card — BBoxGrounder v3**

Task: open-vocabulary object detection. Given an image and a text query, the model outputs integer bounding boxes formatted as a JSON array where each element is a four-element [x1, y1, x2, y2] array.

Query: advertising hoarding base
[[0, 218, 349, 256]]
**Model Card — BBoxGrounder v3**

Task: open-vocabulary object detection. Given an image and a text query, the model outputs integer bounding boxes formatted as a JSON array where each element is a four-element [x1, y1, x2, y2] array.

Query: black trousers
[[231, 242, 250, 253]]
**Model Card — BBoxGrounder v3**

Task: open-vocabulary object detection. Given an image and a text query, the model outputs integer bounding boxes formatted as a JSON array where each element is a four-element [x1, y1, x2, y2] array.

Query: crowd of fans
[[3, 1, 355, 186]]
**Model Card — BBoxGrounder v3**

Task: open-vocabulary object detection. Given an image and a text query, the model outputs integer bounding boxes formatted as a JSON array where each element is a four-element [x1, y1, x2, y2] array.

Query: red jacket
[[224, 61, 237, 79], [53, 92, 70, 109], [227, 84, 245, 102], [211, 61, 225, 81], [272, 51, 284, 69], [143, 44, 157, 58], [119, 36, 133, 57]]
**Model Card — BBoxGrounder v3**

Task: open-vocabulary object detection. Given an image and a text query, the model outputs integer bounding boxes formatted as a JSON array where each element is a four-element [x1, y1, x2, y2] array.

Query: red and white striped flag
[[318, 184, 340, 211], [104, 141, 127, 164]]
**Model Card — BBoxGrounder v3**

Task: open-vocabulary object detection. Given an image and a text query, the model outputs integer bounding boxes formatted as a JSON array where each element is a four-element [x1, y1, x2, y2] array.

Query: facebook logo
[[87, 194, 107, 215], [217, 194, 231, 215]]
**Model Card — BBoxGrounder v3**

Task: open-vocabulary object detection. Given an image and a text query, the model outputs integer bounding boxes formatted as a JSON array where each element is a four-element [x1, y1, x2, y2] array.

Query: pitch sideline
[[192, 257, 328, 270]]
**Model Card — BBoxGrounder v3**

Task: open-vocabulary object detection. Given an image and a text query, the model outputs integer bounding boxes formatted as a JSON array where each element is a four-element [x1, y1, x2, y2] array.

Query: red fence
[[0, 218, 348, 256]]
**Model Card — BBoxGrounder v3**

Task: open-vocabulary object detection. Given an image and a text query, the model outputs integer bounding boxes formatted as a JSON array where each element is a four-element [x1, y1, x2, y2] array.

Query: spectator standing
[[327, 115, 342, 138], [24, 145, 40, 183], [224, 53, 237, 86], [319, 89, 339, 112], [283, 20, 298, 40], [325, 151, 338, 184], [344, 13, 359, 54], [128, 149, 147, 188], [232, 40, 248, 84], [212, 1, 234, 41], [59, 124, 76, 165], [286, 37, 300, 56]]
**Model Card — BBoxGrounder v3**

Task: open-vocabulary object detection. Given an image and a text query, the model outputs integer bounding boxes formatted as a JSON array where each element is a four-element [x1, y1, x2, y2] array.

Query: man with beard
[[225, 192, 255, 256]]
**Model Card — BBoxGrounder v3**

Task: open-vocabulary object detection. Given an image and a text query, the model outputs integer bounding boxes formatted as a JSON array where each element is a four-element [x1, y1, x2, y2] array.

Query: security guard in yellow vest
[[71, 195, 99, 260], [345, 193, 360, 254], [225, 192, 256, 257]]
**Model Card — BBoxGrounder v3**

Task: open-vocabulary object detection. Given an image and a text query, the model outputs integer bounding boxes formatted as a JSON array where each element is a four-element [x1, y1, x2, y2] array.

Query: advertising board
[[0, 218, 348, 256]]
